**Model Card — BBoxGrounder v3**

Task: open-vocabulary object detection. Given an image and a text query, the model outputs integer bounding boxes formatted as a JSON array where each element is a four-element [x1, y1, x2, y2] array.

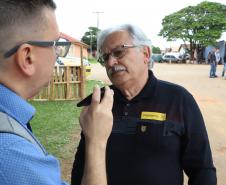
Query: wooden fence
[[33, 65, 86, 101]]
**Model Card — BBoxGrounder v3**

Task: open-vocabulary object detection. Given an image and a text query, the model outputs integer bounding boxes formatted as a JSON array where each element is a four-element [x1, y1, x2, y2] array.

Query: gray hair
[[97, 24, 152, 55], [97, 24, 153, 67]]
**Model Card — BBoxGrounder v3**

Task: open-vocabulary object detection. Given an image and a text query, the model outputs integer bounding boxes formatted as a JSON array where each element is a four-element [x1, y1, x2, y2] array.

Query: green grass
[[88, 56, 98, 64], [30, 80, 105, 159], [85, 79, 105, 95], [30, 101, 81, 158]]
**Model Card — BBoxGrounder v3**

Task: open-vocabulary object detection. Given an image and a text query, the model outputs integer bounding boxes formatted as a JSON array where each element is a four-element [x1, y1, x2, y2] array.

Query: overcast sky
[[54, 0, 226, 49]]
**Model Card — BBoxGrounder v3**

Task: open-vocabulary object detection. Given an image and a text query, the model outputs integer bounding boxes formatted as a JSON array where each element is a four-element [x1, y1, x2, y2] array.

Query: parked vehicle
[[162, 52, 183, 63], [55, 58, 64, 65], [182, 53, 191, 60], [151, 54, 162, 63]]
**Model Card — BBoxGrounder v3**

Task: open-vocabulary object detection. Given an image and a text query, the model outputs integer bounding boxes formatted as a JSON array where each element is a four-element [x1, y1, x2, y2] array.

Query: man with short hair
[[72, 24, 217, 185], [0, 1, 113, 185], [209, 48, 217, 78]]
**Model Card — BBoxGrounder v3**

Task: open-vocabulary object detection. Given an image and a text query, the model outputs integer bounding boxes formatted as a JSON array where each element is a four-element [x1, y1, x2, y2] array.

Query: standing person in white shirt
[[215, 48, 221, 77]]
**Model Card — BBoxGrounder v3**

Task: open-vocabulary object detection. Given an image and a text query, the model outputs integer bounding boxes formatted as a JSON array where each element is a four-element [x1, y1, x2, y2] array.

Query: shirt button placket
[[123, 103, 130, 116]]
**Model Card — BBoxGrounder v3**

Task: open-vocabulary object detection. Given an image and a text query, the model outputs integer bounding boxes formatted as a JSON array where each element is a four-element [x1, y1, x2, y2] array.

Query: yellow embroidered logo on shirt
[[141, 112, 166, 121]]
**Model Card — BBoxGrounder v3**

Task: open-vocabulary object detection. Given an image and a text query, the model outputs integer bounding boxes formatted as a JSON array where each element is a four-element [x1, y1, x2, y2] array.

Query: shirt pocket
[[135, 120, 184, 156]]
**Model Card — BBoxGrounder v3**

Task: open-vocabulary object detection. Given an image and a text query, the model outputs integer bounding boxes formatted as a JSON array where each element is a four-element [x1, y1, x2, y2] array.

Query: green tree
[[152, 46, 161, 54], [81, 26, 101, 53], [159, 1, 226, 59]]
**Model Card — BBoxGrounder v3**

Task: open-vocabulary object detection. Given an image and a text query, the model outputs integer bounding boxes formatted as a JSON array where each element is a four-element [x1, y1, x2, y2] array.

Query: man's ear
[[143, 46, 151, 64], [15, 44, 35, 76]]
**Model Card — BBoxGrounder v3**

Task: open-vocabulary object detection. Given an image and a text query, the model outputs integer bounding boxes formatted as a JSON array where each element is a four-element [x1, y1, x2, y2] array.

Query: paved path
[[88, 63, 226, 185]]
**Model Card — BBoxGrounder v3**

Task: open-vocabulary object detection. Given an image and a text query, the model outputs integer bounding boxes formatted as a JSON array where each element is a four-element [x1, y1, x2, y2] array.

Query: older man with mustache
[[71, 24, 216, 185]]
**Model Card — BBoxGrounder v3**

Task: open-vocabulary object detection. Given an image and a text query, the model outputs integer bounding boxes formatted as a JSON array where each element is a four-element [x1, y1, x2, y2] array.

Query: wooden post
[[49, 70, 55, 100], [79, 45, 86, 99], [66, 66, 70, 99]]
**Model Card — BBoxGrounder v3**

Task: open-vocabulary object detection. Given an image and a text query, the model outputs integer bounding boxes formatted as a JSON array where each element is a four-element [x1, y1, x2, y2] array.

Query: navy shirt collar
[[0, 83, 36, 126], [112, 70, 157, 102]]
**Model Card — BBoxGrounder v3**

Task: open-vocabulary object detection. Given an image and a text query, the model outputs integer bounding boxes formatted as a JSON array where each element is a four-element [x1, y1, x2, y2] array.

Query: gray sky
[[54, 0, 226, 49]]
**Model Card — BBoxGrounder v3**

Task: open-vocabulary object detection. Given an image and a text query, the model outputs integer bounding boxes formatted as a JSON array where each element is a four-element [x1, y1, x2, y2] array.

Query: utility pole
[[93, 11, 104, 28]]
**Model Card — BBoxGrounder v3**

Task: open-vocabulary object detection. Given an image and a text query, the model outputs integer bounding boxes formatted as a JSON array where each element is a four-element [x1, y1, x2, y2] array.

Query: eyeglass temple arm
[[4, 45, 20, 58]]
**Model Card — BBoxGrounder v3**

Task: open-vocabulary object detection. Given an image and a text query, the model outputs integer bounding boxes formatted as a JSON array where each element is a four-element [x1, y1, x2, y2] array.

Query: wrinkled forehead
[[101, 30, 133, 52]]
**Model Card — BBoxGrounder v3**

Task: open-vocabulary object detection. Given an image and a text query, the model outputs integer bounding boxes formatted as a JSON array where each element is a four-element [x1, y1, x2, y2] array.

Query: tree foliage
[[159, 1, 226, 57], [152, 46, 161, 54], [81, 27, 101, 52]]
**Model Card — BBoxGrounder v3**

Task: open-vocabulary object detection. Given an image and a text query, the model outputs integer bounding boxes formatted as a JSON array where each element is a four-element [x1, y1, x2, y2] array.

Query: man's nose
[[106, 55, 118, 66]]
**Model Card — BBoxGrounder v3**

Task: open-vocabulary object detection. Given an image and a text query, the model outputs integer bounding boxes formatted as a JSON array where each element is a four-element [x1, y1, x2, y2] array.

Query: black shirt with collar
[[71, 70, 216, 185]]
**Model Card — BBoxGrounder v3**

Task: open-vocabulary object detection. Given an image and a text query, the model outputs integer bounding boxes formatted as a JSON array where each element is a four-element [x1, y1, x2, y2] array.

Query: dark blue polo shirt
[[71, 70, 216, 185]]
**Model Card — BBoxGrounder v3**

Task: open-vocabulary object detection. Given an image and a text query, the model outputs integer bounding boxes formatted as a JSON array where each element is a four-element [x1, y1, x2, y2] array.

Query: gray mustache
[[108, 65, 126, 76]]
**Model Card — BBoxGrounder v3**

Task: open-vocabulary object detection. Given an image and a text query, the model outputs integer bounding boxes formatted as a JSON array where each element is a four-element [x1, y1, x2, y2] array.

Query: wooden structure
[[33, 65, 86, 100], [33, 33, 89, 101]]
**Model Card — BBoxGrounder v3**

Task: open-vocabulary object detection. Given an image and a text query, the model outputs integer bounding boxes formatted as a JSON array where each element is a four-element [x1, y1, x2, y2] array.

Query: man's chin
[[109, 70, 126, 77], [110, 74, 127, 85]]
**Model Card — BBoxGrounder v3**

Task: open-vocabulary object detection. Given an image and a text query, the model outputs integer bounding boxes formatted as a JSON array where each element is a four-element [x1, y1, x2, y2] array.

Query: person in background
[[222, 54, 226, 79], [71, 24, 217, 185], [215, 48, 221, 76], [0, 1, 113, 185], [207, 51, 211, 64], [209, 48, 217, 78]]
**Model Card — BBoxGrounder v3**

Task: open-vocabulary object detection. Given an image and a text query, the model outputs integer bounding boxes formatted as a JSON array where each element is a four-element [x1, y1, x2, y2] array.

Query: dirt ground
[[86, 62, 226, 185]]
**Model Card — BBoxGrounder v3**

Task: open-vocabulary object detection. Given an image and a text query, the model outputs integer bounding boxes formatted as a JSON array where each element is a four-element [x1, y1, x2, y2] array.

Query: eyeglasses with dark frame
[[97, 44, 141, 65], [4, 41, 71, 58]]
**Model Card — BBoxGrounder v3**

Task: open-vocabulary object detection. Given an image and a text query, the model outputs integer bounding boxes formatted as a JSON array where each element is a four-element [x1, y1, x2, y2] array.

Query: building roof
[[179, 44, 191, 50], [60, 32, 89, 48]]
